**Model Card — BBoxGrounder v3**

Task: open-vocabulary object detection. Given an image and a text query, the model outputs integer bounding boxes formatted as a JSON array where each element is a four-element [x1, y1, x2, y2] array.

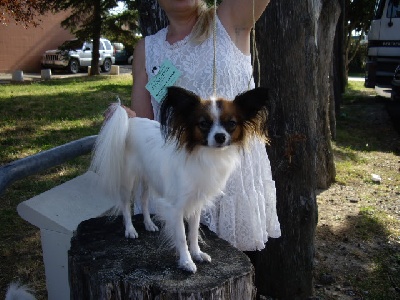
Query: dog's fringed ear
[[233, 87, 270, 139], [233, 87, 269, 119], [162, 86, 200, 113], [160, 86, 201, 144]]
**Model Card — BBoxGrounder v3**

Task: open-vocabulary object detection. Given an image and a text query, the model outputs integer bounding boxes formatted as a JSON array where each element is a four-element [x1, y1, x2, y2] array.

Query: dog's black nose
[[214, 133, 226, 144]]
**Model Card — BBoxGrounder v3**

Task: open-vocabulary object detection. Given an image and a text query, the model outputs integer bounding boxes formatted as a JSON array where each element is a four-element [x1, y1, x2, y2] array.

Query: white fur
[[90, 104, 240, 273], [208, 100, 231, 147], [5, 282, 36, 300]]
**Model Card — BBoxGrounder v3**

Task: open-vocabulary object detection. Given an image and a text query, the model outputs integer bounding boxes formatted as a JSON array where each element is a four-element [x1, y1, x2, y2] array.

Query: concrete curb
[[0, 65, 132, 83]]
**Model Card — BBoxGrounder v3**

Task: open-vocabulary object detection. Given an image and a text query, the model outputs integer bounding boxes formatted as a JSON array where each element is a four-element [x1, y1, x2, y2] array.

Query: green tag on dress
[[145, 60, 182, 103]]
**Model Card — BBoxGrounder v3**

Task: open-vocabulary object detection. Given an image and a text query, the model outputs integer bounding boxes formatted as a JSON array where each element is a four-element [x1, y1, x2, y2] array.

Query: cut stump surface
[[69, 215, 255, 300]]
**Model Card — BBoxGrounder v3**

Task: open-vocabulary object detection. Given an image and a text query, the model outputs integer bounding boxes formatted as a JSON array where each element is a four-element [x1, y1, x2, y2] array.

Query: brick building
[[0, 11, 74, 73]]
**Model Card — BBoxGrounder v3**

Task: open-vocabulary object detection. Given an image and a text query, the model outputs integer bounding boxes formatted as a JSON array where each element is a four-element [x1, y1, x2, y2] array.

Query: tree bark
[[135, 0, 168, 37], [329, 61, 337, 140], [69, 216, 255, 300], [314, 0, 339, 189], [252, 0, 339, 298], [90, 0, 102, 76], [333, 0, 346, 119]]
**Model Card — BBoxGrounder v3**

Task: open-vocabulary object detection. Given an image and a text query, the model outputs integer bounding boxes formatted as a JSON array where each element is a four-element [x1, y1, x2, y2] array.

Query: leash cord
[[248, 0, 260, 89], [212, 0, 217, 98]]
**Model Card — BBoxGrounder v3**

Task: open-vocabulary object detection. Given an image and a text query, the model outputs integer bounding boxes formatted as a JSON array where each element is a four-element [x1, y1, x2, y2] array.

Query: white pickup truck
[[41, 38, 115, 74]]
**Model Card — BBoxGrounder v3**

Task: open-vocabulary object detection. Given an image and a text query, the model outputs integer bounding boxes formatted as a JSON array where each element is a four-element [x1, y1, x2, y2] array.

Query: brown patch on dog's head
[[160, 87, 270, 151]]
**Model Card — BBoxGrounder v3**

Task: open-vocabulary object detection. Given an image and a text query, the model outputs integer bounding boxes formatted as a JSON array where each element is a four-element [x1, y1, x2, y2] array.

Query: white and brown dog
[[90, 86, 269, 273]]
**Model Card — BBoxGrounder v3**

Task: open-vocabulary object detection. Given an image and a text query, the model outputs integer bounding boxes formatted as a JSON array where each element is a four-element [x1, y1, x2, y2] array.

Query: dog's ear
[[233, 87, 269, 140], [160, 86, 201, 145], [163, 86, 200, 113], [160, 86, 201, 126], [233, 87, 269, 120]]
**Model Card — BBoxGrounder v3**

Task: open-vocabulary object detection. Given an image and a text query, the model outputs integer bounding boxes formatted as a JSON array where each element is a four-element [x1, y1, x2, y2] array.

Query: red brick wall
[[0, 11, 74, 73]]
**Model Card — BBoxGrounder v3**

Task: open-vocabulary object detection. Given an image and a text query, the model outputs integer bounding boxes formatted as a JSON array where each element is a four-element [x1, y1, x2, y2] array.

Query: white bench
[[17, 171, 114, 300]]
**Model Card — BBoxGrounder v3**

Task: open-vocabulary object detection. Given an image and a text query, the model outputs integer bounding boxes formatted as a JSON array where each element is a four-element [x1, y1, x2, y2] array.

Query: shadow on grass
[[386, 101, 400, 135], [316, 211, 400, 299], [0, 153, 91, 300], [0, 213, 46, 300], [0, 123, 100, 164], [336, 85, 400, 155]]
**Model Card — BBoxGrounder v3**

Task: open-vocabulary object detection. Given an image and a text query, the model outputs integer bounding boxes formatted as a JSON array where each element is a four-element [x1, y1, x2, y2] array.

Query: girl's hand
[[122, 105, 137, 118], [104, 104, 137, 121]]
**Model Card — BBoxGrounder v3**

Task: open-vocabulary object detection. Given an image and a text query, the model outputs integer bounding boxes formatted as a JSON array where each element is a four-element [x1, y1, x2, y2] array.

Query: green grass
[[348, 207, 399, 299], [0, 75, 132, 299], [342, 81, 377, 104]]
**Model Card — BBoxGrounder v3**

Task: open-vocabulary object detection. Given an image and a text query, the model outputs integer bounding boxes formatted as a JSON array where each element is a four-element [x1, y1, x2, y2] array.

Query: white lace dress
[[141, 17, 281, 251]]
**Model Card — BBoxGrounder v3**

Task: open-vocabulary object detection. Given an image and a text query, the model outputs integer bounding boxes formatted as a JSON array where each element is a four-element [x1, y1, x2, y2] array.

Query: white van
[[365, 0, 400, 87]]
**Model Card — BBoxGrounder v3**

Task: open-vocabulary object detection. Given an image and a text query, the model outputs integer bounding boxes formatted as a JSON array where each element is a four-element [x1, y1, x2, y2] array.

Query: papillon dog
[[90, 86, 269, 273]]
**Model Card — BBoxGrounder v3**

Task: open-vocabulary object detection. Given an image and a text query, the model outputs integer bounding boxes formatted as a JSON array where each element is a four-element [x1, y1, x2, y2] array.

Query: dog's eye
[[225, 120, 237, 131], [198, 120, 211, 131]]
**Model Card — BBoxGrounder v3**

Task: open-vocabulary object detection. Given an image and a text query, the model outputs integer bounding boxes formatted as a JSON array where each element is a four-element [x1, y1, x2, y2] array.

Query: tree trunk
[[331, 0, 346, 140], [333, 0, 346, 119], [252, 0, 339, 298], [314, 0, 339, 189], [69, 216, 255, 300], [90, 0, 102, 76], [329, 61, 337, 140]]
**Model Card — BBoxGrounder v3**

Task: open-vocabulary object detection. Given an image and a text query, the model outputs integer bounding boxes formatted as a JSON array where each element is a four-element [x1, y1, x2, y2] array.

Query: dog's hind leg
[[120, 176, 138, 238], [188, 210, 211, 263], [141, 185, 159, 232]]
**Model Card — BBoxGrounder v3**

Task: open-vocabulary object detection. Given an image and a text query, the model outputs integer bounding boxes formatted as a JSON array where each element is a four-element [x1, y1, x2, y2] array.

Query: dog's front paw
[[191, 251, 211, 263], [144, 219, 159, 232], [125, 226, 138, 239], [179, 259, 197, 273]]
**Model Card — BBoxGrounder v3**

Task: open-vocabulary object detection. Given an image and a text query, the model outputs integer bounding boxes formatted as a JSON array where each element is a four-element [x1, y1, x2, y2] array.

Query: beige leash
[[212, 0, 217, 97]]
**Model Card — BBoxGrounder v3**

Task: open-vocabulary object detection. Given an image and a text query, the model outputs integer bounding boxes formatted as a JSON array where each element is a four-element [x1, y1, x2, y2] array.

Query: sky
[[109, 1, 127, 15]]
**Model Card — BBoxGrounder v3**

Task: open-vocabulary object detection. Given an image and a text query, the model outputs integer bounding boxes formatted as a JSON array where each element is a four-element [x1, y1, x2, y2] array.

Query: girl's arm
[[130, 39, 154, 119], [218, 0, 270, 54]]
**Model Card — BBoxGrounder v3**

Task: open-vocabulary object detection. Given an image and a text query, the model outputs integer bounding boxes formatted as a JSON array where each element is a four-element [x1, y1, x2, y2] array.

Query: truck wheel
[[68, 59, 79, 74], [101, 58, 112, 73]]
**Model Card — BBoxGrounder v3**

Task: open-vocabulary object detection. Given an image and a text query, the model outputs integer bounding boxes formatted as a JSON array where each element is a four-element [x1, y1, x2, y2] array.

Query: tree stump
[[69, 215, 255, 300]]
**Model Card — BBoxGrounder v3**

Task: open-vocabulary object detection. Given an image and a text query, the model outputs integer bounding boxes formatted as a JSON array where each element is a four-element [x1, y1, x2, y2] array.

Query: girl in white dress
[[128, 0, 281, 251]]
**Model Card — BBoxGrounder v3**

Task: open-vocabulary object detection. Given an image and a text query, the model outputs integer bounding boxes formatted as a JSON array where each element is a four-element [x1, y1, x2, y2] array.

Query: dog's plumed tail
[[5, 282, 36, 300], [90, 102, 129, 197]]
